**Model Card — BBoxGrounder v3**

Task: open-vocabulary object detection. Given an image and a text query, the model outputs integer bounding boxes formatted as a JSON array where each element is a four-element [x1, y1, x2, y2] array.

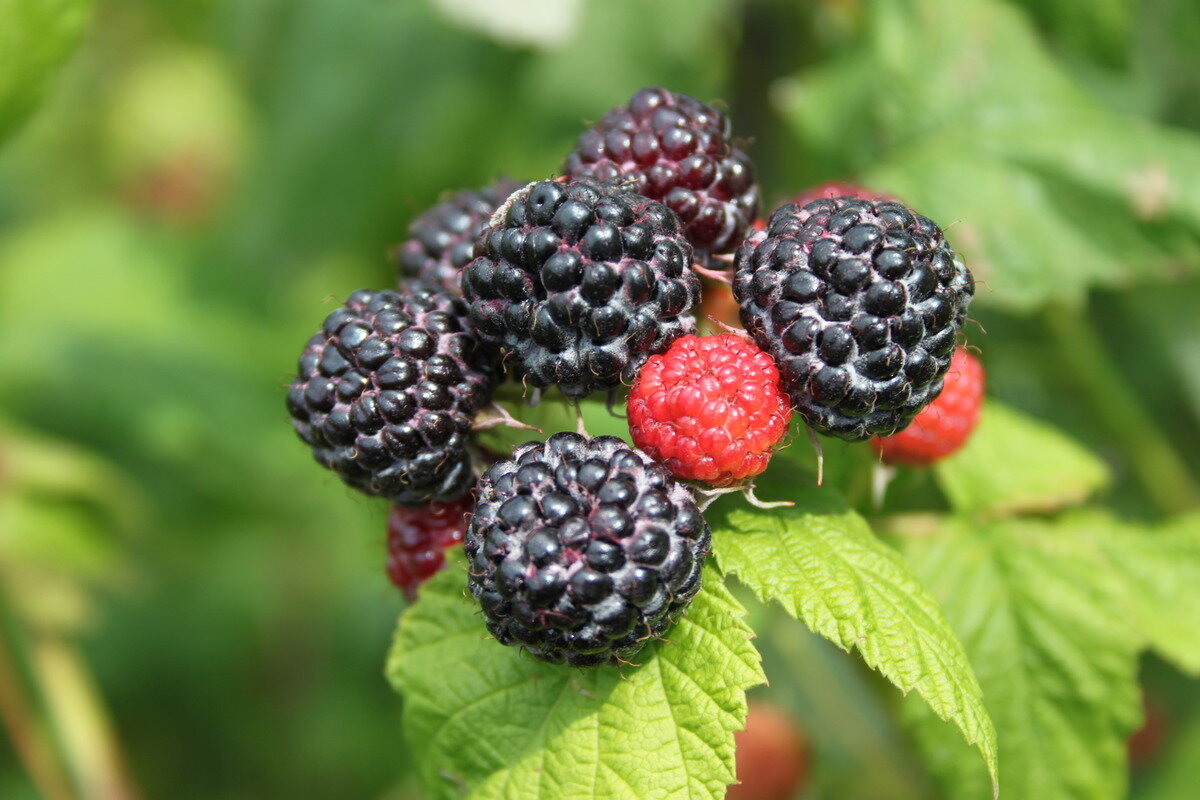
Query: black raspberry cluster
[[285, 86, 975, 667]]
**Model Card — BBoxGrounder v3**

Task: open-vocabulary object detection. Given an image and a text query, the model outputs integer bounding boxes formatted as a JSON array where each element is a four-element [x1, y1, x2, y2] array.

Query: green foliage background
[[3, 0, 1200, 798]]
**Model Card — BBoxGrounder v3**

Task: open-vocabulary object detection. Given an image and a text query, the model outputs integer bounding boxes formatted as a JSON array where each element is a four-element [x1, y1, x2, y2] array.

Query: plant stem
[[34, 635, 142, 800], [0, 601, 77, 800], [1043, 303, 1200, 514]]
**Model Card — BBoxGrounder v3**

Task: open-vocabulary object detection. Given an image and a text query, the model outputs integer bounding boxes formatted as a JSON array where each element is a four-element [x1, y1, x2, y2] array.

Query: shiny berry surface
[[386, 497, 473, 600], [629, 335, 791, 486], [565, 87, 759, 256], [396, 179, 521, 295], [287, 284, 495, 505], [465, 433, 710, 667], [871, 347, 984, 465], [735, 195, 974, 441], [463, 177, 700, 399]]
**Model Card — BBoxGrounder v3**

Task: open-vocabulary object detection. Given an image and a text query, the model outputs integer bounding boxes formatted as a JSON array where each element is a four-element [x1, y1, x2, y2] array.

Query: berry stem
[[1043, 303, 1200, 513], [691, 263, 733, 284], [32, 636, 144, 800], [692, 485, 742, 512], [804, 425, 825, 487], [870, 463, 897, 512], [573, 402, 589, 436], [743, 484, 795, 509], [0, 593, 142, 800], [0, 608, 77, 800], [472, 402, 541, 432]]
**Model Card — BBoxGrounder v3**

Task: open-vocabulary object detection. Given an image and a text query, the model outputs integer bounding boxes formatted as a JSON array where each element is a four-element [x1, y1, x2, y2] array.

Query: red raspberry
[[385, 497, 473, 600], [789, 180, 895, 207], [629, 334, 792, 487], [1128, 692, 1168, 765], [729, 702, 809, 800], [871, 347, 984, 465]]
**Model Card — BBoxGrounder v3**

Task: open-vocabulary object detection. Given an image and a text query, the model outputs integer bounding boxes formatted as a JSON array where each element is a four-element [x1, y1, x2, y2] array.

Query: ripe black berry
[[564, 87, 759, 256], [462, 178, 700, 399], [465, 432, 710, 667], [734, 196, 974, 440], [287, 284, 496, 504], [396, 179, 521, 295]]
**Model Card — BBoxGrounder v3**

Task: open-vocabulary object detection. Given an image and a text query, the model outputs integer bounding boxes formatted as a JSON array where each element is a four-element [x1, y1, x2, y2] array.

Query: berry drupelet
[[386, 496, 474, 601], [871, 347, 984, 465], [564, 87, 759, 257], [287, 284, 496, 505], [465, 432, 710, 667], [395, 179, 521, 296], [734, 196, 974, 441], [462, 177, 700, 399], [629, 334, 792, 486]]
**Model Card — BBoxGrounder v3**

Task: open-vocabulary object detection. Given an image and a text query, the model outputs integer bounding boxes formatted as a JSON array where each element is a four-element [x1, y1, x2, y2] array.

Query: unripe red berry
[[386, 497, 473, 600], [629, 334, 792, 486], [729, 702, 809, 800], [871, 347, 984, 465]]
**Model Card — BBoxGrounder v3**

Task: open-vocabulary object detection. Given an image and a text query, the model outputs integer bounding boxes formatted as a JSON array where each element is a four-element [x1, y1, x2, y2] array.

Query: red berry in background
[[789, 180, 895, 207], [386, 497, 474, 600], [629, 334, 792, 487], [871, 347, 984, 466], [729, 702, 809, 800], [1128, 691, 1168, 766]]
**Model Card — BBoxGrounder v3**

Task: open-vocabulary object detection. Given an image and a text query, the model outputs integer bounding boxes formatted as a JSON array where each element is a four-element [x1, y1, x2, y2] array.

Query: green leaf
[[0, 418, 141, 634], [520, 0, 736, 116], [0, 0, 93, 143], [0, 416, 142, 529], [1006, 0, 1132, 68], [387, 560, 764, 800], [707, 480, 998, 793], [1084, 513, 1200, 675], [897, 517, 1142, 800], [1140, 713, 1200, 800], [933, 400, 1110, 517], [776, 0, 1200, 311]]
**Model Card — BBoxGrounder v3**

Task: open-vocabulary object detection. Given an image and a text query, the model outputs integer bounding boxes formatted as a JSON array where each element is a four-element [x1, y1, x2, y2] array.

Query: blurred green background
[[2, 0, 1200, 798]]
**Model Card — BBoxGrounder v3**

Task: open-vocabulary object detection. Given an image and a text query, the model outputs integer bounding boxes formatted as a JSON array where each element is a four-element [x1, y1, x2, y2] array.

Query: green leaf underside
[[387, 560, 764, 800], [898, 517, 1142, 800], [934, 400, 1110, 518], [776, 0, 1200, 312], [707, 480, 998, 794]]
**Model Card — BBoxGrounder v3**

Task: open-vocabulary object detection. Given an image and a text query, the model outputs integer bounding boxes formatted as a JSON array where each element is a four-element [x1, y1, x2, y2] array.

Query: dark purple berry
[[463, 177, 700, 399], [565, 87, 759, 257], [396, 179, 522, 295], [734, 196, 974, 440], [465, 433, 709, 667], [288, 284, 496, 504]]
